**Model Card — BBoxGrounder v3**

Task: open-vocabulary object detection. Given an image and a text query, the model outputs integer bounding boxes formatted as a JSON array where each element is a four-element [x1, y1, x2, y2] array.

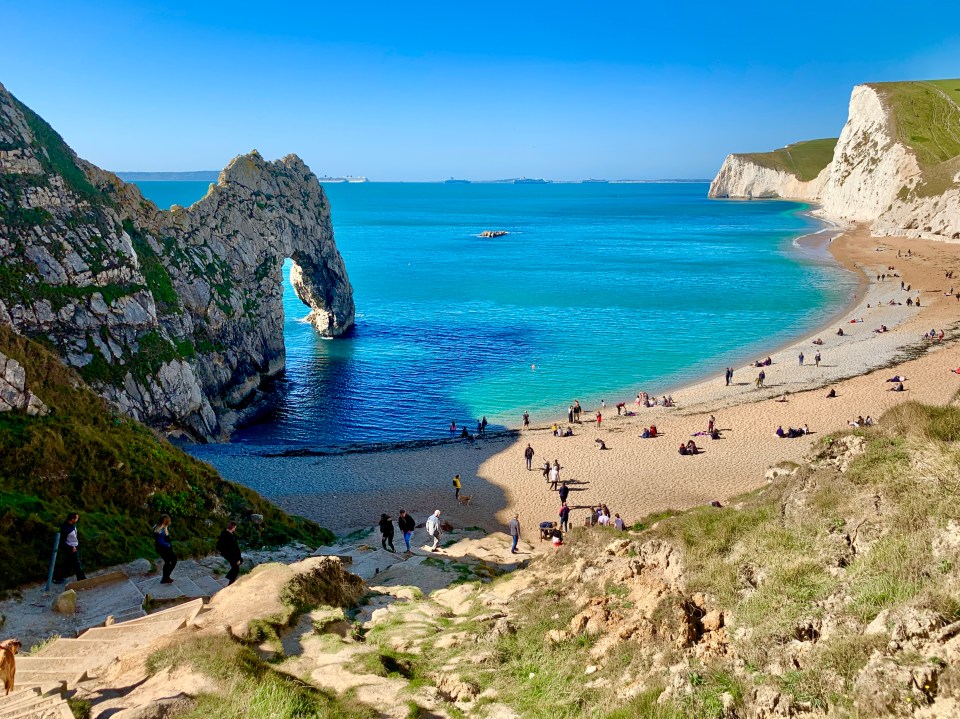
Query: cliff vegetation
[[0, 324, 333, 591], [736, 138, 838, 182]]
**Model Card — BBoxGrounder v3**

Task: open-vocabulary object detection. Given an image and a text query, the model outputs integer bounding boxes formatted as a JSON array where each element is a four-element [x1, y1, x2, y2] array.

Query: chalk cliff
[[0, 81, 354, 440], [710, 80, 960, 242]]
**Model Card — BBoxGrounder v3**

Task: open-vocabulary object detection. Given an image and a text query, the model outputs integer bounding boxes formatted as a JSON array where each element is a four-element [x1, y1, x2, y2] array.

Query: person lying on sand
[[812, 338, 824, 345], [886, 375, 907, 382], [889, 382, 905, 392]]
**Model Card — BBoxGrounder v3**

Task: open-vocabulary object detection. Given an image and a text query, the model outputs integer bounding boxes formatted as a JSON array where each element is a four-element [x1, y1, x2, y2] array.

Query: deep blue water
[[133, 181, 856, 447]]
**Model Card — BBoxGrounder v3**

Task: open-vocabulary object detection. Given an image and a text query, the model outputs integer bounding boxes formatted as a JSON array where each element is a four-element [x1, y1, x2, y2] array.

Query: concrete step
[[35, 638, 123, 659], [0, 695, 72, 719], [192, 574, 226, 596], [78, 618, 185, 643], [65, 570, 127, 592], [15, 655, 112, 675], [9, 670, 80, 691], [122, 598, 203, 626], [0, 688, 42, 714]]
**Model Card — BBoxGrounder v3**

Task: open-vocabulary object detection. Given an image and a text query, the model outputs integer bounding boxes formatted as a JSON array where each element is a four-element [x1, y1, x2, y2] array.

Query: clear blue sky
[[5, 1, 960, 181]]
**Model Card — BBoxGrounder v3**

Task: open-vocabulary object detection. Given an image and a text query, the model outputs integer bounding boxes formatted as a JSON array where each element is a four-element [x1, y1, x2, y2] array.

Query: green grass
[[871, 79, 960, 197], [124, 219, 181, 312], [148, 635, 377, 719], [0, 325, 332, 589], [737, 138, 838, 181]]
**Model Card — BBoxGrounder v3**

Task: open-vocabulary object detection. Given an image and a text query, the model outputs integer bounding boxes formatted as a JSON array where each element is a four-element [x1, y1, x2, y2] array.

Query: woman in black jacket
[[379, 514, 396, 553]]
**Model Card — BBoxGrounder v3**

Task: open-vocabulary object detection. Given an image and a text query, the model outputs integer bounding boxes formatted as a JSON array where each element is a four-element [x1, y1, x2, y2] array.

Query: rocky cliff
[[710, 80, 960, 242], [0, 81, 354, 439]]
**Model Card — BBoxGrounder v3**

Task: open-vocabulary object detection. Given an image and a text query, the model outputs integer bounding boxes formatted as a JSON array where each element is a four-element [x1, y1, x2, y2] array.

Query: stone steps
[[0, 694, 71, 719], [15, 655, 114, 675], [78, 617, 185, 643], [7, 669, 80, 691], [121, 598, 204, 626], [35, 638, 121, 659]]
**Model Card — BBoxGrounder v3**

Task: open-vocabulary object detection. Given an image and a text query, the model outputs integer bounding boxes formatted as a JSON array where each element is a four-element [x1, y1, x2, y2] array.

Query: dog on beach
[[1, 638, 22, 695], [456, 494, 473, 506]]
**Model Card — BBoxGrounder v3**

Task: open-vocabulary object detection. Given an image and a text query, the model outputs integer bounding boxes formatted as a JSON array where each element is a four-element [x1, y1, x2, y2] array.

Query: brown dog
[[0, 638, 22, 695], [456, 494, 472, 506]]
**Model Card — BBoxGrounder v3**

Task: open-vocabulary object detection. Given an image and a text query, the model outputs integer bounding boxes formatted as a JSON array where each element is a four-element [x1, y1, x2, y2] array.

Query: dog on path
[[1, 638, 22, 695], [456, 494, 473, 506]]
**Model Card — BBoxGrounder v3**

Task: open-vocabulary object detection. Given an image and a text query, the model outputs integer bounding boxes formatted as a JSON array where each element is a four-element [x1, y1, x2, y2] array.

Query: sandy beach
[[206, 225, 960, 542]]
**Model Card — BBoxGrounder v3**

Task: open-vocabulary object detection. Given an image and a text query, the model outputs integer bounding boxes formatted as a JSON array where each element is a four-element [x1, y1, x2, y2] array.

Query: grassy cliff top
[[734, 138, 838, 182], [0, 325, 333, 590], [870, 79, 960, 197]]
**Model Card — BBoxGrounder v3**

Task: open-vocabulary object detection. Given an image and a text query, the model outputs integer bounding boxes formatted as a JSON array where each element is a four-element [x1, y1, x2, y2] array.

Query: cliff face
[[708, 155, 829, 201], [710, 81, 960, 242], [0, 82, 354, 440]]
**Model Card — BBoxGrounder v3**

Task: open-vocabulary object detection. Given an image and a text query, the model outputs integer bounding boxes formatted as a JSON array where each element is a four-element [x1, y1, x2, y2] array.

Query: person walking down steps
[[426, 510, 443, 551], [154, 514, 178, 584], [379, 513, 396, 553], [216, 521, 242, 585], [398, 509, 416, 553], [53, 512, 86, 583]]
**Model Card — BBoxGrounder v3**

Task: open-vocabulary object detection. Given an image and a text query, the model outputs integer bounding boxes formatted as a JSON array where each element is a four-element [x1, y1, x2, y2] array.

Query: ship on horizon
[[319, 175, 369, 183], [581, 178, 609, 184], [444, 177, 471, 184], [513, 177, 550, 184]]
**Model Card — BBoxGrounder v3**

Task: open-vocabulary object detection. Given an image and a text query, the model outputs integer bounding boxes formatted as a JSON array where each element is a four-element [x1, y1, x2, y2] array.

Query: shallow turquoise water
[[133, 181, 856, 447]]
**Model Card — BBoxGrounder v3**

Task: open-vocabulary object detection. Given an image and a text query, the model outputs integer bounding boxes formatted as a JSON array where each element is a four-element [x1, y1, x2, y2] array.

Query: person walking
[[549, 461, 560, 491], [558, 482, 569, 503], [452, 474, 462, 499], [725, 367, 733, 386], [524, 443, 535, 470], [508, 513, 521, 554], [216, 521, 242, 585], [799, 352, 804, 366], [53, 512, 86, 583], [815, 351, 821, 367], [378, 513, 396, 552], [707, 415, 715, 433], [425, 510, 443, 551], [154, 515, 177, 584], [522, 411, 530, 428], [596, 411, 602, 428], [559, 502, 570, 532], [481, 416, 488, 434], [756, 369, 765, 388], [398, 510, 416, 553]]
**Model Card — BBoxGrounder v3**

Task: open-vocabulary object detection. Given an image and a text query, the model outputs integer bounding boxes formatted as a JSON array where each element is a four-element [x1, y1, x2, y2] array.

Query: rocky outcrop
[[0, 80, 354, 439], [710, 81, 960, 242], [0, 350, 47, 415]]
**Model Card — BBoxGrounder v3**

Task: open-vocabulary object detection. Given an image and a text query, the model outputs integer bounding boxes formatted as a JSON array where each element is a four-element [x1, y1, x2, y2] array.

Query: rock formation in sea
[[0, 81, 354, 440], [710, 80, 960, 242]]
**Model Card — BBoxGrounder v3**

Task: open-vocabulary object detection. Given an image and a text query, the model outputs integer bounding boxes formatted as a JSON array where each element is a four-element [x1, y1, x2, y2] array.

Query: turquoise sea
[[132, 181, 857, 447]]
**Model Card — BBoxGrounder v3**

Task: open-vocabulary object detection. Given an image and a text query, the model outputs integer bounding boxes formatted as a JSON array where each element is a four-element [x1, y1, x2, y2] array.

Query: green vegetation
[[871, 79, 960, 197], [737, 138, 838, 181], [10, 93, 104, 204], [147, 635, 377, 719], [123, 219, 181, 312], [0, 324, 332, 590]]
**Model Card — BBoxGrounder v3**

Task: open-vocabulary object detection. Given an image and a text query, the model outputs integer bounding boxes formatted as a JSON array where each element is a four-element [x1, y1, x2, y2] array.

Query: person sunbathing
[[776, 426, 785, 438], [889, 382, 905, 392]]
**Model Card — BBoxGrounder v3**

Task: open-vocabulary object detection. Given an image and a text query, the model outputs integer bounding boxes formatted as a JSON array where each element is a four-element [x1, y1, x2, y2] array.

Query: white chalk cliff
[[710, 82, 960, 242]]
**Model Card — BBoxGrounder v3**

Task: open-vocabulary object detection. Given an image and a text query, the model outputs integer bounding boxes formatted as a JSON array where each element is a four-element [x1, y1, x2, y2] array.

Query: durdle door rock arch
[[0, 81, 353, 440]]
